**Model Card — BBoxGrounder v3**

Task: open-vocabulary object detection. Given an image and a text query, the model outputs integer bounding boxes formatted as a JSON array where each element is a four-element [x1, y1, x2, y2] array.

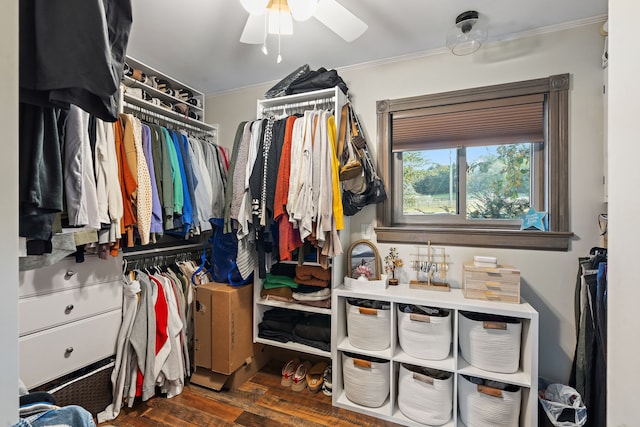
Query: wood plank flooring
[[98, 361, 403, 427]]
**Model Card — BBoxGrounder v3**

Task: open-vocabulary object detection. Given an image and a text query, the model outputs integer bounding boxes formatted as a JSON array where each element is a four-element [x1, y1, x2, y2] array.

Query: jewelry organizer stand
[[409, 242, 450, 291]]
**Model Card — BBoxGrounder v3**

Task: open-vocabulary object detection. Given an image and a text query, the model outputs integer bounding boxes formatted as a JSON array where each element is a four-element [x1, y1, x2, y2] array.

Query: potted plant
[[384, 247, 403, 286]]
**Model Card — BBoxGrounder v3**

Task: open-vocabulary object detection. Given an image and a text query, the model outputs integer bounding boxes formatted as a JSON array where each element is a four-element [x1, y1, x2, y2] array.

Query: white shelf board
[[258, 87, 339, 109], [391, 408, 455, 427], [335, 390, 392, 418], [122, 94, 216, 132], [126, 56, 202, 96], [334, 284, 537, 319], [255, 337, 330, 358], [456, 358, 531, 388], [393, 348, 455, 372], [337, 337, 392, 360], [256, 299, 331, 315], [123, 76, 204, 113]]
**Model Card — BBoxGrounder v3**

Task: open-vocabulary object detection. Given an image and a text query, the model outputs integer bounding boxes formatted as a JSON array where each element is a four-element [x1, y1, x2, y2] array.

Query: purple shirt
[[141, 124, 163, 233]]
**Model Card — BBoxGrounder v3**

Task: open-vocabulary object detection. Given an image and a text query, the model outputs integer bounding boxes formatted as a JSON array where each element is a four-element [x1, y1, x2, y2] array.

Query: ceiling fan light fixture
[[268, 0, 294, 35], [446, 10, 488, 56], [240, 0, 269, 15], [288, 0, 318, 21]]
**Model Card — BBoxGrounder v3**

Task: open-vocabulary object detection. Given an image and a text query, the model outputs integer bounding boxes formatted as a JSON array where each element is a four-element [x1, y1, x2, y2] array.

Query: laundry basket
[[397, 304, 451, 360], [459, 311, 522, 373], [346, 298, 391, 350], [342, 352, 390, 408], [397, 364, 453, 425], [458, 375, 521, 427]]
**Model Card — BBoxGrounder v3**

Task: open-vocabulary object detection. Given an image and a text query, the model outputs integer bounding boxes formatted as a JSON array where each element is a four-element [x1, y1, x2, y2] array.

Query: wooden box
[[462, 264, 520, 303]]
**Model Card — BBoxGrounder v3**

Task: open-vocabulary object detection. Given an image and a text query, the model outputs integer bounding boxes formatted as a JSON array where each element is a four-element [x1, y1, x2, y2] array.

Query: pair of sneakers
[[322, 364, 332, 396]]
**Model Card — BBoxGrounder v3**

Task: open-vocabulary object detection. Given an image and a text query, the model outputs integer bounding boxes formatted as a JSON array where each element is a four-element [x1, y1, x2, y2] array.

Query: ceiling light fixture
[[267, 0, 293, 35], [445, 10, 488, 56]]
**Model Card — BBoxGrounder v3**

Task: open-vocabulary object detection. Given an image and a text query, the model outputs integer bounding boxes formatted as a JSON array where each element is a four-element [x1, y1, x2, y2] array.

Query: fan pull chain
[[261, 13, 269, 55], [277, 29, 283, 63]]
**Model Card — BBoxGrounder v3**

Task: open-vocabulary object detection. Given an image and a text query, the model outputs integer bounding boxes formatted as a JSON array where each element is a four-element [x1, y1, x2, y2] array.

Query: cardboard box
[[190, 343, 271, 391], [194, 282, 254, 375]]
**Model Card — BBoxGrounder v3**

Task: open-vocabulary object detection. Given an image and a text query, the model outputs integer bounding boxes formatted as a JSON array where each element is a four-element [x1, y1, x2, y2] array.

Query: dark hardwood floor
[[98, 361, 403, 427]]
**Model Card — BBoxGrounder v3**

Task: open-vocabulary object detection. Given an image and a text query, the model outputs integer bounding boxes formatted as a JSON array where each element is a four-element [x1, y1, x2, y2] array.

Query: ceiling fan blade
[[240, 13, 264, 44], [314, 0, 368, 42]]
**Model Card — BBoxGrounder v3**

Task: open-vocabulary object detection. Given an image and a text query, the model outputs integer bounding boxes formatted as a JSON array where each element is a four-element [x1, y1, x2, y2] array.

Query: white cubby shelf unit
[[332, 284, 539, 427]]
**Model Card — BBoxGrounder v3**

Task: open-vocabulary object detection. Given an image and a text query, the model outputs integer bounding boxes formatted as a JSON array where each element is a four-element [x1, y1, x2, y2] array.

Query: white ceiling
[[125, 0, 607, 96]]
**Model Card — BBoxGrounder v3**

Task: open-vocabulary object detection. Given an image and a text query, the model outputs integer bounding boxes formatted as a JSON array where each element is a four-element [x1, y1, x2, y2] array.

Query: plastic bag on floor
[[539, 383, 587, 426]]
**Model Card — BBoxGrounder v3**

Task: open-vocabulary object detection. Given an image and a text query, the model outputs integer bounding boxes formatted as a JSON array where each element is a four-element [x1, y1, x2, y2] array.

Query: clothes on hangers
[[224, 107, 344, 279], [98, 255, 210, 423], [19, 0, 132, 122], [569, 249, 607, 427]]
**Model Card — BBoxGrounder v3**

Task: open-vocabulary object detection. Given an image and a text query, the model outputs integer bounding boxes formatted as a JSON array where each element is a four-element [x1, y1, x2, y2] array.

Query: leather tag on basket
[[410, 313, 431, 323], [359, 307, 378, 315], [483, 321, 507, 330], [353, 358, 372, 368], [477, 384, 503, 398], [412, 372, 434, 385]]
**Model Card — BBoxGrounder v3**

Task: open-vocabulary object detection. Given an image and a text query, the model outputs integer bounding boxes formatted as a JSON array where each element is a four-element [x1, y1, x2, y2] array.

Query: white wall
[[607, 1, 638, 425], [0, 0, 19, 425], [208, 22, 606, 383]]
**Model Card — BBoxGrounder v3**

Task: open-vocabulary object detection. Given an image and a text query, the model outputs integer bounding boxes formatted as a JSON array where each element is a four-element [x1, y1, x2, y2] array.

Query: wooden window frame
[[375, 74, 573, 251]]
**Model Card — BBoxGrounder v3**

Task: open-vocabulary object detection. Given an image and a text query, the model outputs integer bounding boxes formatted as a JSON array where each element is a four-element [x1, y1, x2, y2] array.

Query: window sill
[[374, 226, 573, 251]]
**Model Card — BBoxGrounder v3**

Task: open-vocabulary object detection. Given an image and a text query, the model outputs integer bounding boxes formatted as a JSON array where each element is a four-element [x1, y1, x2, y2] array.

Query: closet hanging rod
[[121, 242, 205, 258], [260, 96, 336, 114], [122, 101, 215, 136]]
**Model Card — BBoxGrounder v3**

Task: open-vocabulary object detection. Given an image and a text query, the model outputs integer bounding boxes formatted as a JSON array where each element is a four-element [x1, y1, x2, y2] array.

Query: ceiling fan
[[239, 0, 368, 44]]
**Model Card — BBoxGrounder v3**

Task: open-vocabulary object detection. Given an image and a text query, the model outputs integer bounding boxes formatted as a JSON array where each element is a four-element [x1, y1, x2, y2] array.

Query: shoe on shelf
[[281, 358, 300, 387], [306, 361, 329, 393], [291, 361, 312, 392], [322, 364, 332, 396]]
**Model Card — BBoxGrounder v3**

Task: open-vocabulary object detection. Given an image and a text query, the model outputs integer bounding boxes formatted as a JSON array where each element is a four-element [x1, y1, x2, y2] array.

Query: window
[[375, 74, 573, 250]]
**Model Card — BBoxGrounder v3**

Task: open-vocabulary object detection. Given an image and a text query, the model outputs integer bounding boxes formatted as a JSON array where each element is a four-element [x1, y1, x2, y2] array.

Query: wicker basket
[[346, 299, 391, 350], [459, 311, 522, 373], [458, 375, 521, 427], [397, 305, 451, 360], [47, 361, 114, 417], [397, 364, 453, 425], [342, 352, 390, 408]]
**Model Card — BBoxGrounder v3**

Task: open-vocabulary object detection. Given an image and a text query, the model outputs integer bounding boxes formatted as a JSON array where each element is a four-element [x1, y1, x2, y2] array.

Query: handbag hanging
[[337, 104, 364, 183], [341, 105, 388, 216]]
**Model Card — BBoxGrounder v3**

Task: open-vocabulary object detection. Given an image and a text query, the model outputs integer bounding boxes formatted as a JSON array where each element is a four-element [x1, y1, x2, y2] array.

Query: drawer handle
[[65, 347, 74, 355], [65, 304, 74, 313], [64, 270, 76, 279]]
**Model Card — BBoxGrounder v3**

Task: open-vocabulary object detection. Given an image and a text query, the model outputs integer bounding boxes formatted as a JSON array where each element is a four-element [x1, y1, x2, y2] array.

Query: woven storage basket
[[47, 361, 114, 417], [342, 352, 390, 408], [397, 364, 453, 425], [458, 375, 521, 427], [459, 311, 522, 373], [346, 299, 390, 350], [397, 305, 451, 360]]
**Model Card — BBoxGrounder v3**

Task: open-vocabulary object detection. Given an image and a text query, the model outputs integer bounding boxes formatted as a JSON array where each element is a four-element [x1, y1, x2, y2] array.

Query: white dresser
[[18, 255, 123, 389]]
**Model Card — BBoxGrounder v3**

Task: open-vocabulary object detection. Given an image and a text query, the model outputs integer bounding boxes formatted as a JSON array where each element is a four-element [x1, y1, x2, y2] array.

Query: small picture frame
[[347, 240, 382, 280]]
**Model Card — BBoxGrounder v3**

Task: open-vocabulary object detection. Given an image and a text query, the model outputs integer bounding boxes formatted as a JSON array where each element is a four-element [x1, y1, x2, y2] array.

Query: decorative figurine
[[384, 247, 403, 286]]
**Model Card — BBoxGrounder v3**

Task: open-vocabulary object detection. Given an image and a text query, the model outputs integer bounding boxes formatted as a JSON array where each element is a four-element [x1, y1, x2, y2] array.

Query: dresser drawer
[[19, 255, 121, 298], [19, 310, 121, 389], [19, 280, 123, 336]]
